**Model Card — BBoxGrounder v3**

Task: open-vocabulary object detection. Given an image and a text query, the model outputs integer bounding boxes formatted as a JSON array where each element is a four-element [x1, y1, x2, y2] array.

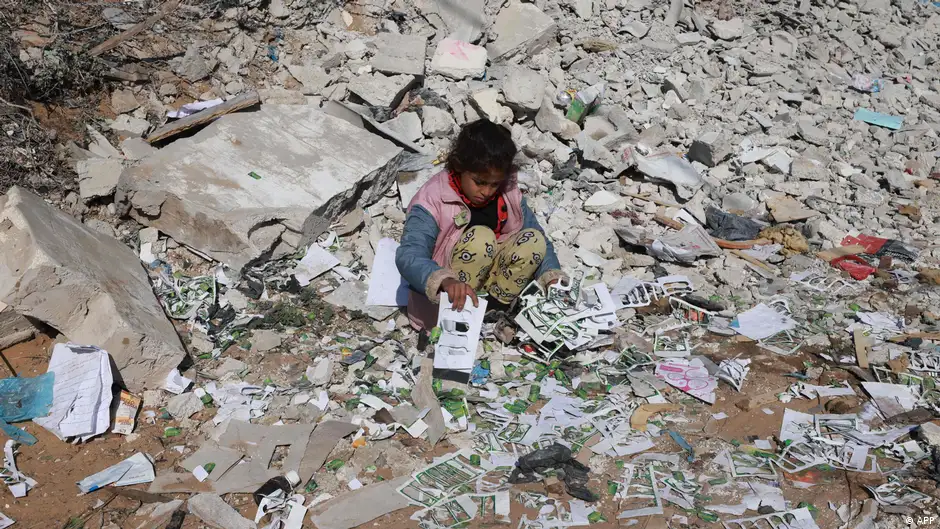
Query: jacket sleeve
[[521, 198, 567, 287], [396, 205, 456, 303]]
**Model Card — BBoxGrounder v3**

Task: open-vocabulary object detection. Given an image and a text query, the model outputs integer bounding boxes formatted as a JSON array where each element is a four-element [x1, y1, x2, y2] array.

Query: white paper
[[434, 292, 487, 372], [861, 382, 919, 417], [857, 312, 904, 334], [167, 98, 223, 118], [366, 238, 410, 307], [0, 512, 13, 529], [731, 304, 796, 340], [2, 441, 35, 498], [77, 453, 154, 494], [294, 245, 340, 287], [34, 343, 113, 440], [780, 409, 815, 443], [164, 368, 192, 395], [193, 465, 210, 482]]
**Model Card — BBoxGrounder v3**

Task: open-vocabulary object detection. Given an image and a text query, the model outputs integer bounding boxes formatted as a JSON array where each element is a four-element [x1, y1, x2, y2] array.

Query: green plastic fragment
[[249, 171, 262, 180], [203, 463, 216, 473], [164, 427, 181, 437], [470, 454, 481, 466], [326, 459, 345, 471]]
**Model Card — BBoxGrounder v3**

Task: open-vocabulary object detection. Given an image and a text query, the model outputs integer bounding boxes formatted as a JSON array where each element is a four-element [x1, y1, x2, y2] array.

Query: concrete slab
[[487, 3, 557, 62], [0, 187, 186, 392], [371, 33, 427, 77], [117, 105, 404, 270]]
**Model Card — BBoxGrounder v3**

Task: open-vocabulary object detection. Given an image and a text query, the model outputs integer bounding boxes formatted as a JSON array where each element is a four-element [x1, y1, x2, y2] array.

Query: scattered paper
[[655, 358, 717, 404], [112, 391, 142, 435], [366, 238, 410, 307], [731, 303, 796, 340], [0, 513, 12, 529], [77, 452, 155, 494], [34, 343, 114, 441], [780, 409, 815, 443], [294, 245, 341, 287], [2, 441, 36, 498], [861, 382, 919, 418], [192, 465, 210, 482]]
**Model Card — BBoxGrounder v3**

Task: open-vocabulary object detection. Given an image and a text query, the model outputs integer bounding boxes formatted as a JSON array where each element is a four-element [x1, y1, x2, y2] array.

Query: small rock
[[535, 98, 580, 140], [110, 115, 150, 137], [76, 158, 123, 201], [503, 67, 545, 112], [688, 131, 731, 167], [111, 89, 140, 114], [251, 330, 282, 353], [348, 73, 416, 107], [422, 106, 456, 138], [797, 119, 828, 146], [173, 46, 209, 82], [710, 18, 750, 40], [790, 156, 829, 181], [383, 112, 423, 143], [584, 190, 622, 213], [166, 392, 204, 419], [120, 137, 157, 160], [622, 21, 650, 38]]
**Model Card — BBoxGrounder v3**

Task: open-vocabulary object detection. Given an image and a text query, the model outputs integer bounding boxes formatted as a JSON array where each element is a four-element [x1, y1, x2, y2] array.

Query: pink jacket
[[405, 170, 524, 330]]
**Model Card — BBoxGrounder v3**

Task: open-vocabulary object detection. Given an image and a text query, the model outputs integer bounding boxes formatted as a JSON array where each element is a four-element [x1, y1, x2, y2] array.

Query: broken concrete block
[[77, 157, 124, 201], [535, 98, 580, 141], [348, 73, 416, 108], [790, 156, 828, 181], [371, 33, 427, 77], [688, 131, 732, 167], [167, 391, 204, 419], [110, 114, 150, 137], [487, 3, 557, 62], [797, 119, 828, 146], [120, 137, 157, 160], [383, 112, 423, 143], [503, 67, 546, 112], [117, 105, 404, 271], [111, 88, 140, 114], [471, 88, 508, 123], [710, 17, 751, 40], [430, 38, 487, 80], [583, 115, 616, 140], [622, 20, 650, 38], [918, 421, 940, 447], [287, 64, 331, 95], [251, 329, 282, 353], [0, 187, 186, 393], [422, 106, 456, 138], [415, 0, 486, 42], [188, 494, 257, 529]]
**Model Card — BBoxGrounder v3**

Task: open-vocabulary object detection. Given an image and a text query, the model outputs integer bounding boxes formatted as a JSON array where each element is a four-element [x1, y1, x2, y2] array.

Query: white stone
[[919, 422, 940, 447], [345, 39, 368, 60], [166, 392, 204, 419], [383, 112, 423, 143], [188, 494, 257, 529], [347, 73, 416, 107], [570, 0, 594, 19], [111, 89, 139, 114], [710, 18, 749, 40], [422, 106, 456, 138], [120, 137, 157, 160], [622, 21, 650, 38], [110, 114, 150, 136], [503, 67, 545, 112], [430, 38, 487, 80], [251, 329, 282, 353], [470, 88, 504, 122], [77, 157, 124, 200], [584, 190, 623, 212], [0, 187, 186, 392], [487, 3, 557, 62], [117, 105, 404, 270], [535, 98, 579, 140], [371, 33, 427, 77]]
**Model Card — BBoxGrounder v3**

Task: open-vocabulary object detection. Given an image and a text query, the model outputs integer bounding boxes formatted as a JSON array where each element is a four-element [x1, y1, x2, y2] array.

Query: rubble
[[0, 187, 185, 392]]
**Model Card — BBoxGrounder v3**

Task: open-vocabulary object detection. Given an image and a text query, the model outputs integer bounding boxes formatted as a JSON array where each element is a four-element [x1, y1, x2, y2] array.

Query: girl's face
[[459, 168, 506, 207]]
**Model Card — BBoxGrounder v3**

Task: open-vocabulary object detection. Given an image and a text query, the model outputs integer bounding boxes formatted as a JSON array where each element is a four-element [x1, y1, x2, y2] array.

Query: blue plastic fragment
[[853, 108, 903, 130], [0, 372, 55, 445], [470, 361, 490, 385], [668, 430, 694, 462]]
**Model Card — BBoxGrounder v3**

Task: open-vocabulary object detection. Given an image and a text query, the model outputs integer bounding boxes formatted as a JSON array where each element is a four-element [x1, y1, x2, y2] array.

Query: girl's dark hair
[[446, 119, 518, 176]]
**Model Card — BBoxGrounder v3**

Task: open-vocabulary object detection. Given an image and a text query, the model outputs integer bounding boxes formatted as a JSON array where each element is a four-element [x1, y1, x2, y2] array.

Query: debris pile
[[0, 0, 939, 526]]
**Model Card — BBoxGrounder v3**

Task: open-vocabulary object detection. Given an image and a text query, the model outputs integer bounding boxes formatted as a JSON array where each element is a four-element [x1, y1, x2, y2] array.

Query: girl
[[396, 119, 567, 331]]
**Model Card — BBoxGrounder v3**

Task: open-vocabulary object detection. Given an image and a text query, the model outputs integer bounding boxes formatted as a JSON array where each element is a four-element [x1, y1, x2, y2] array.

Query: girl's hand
[[440, 278, 479, 311]]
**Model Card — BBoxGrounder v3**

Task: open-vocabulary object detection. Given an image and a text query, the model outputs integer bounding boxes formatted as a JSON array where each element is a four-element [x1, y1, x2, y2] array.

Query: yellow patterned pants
[[450, 226, 546, 304]]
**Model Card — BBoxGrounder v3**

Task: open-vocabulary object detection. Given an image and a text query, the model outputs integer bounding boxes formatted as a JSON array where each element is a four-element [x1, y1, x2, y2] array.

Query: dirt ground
[[1, 332, 887, 529]]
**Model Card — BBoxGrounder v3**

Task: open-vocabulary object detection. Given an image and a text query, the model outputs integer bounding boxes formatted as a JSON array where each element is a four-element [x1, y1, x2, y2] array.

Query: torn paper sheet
[[164, 368, 192, 394], [366, 238, 410, 307], [309, 476, 411, 529], [33, 343, 113, 441], [294, 245, 340, 287], [167, 98, 223, 118], [655, 358, 717, 404], [0, 513, 12, 529], [2, 441, 36, 498], [434, 292, 487, 373], [723, 507, 820, 529], [780, 409, 816, 443], [861, 382, 919, 418], [78, 452, 155, 494], [731, 303, 796, 340]]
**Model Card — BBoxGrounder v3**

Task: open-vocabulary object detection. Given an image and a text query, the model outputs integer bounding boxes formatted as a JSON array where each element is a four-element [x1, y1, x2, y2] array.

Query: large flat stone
[[371, 33, 427, 77], [0, 187, 186, 392], [117, 105, 404, 270], [487, 3, 557, 62]]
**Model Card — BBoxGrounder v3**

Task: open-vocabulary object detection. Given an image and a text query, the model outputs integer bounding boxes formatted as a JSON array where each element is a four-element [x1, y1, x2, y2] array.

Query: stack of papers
[[33, 343, 113, 441]]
